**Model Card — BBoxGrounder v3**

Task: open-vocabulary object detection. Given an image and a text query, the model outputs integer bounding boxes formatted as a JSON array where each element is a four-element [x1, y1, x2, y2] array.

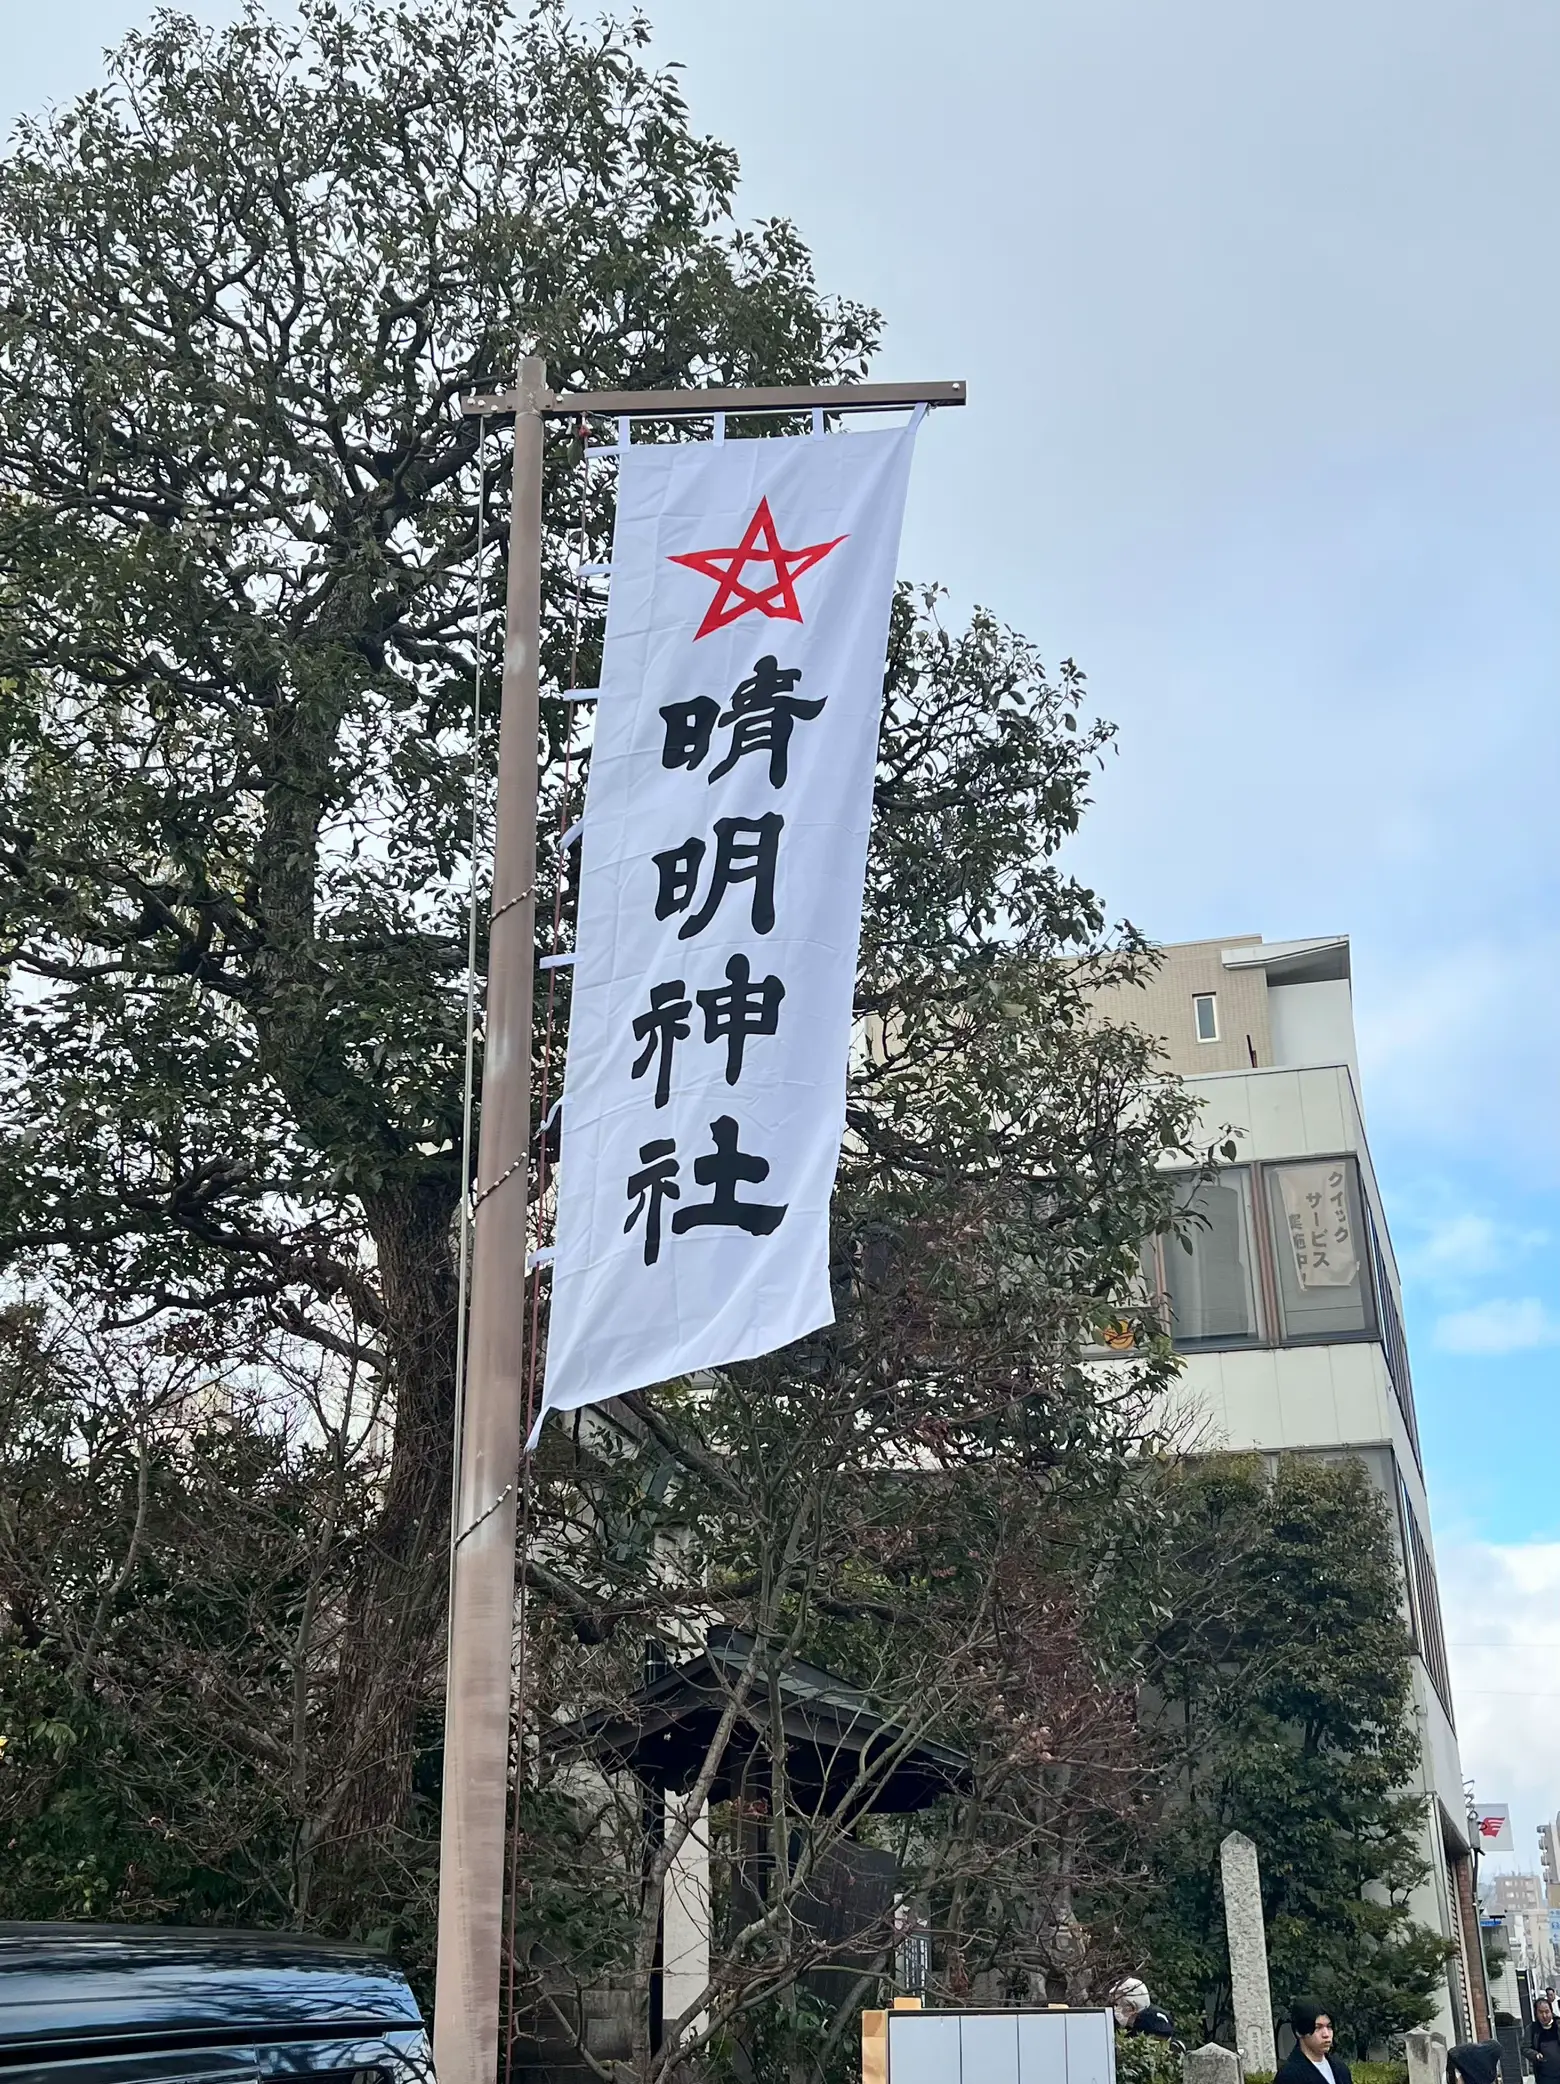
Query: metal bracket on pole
[[463, 375, 966, 421]]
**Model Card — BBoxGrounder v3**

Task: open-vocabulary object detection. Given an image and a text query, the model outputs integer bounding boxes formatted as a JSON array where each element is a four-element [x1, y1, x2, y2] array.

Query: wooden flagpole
[[434, 355, 548, 2084], [435, 369, 964, 2084]]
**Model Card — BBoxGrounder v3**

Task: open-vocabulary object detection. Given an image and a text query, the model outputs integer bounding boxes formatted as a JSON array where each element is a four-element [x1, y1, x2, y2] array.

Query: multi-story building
[[1098, 933, 1484, 2041], [1489, 1875, 1556, 1983], [1539, 1816, 1560, 1908]]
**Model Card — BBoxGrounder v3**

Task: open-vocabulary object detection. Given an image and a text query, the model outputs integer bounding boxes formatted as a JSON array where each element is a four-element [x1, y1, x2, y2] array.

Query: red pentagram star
[[668, 496, 847, 641]]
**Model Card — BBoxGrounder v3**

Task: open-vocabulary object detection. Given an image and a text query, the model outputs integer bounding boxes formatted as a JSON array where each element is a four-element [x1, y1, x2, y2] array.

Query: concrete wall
[[1177, 1060, 1363, 1166]]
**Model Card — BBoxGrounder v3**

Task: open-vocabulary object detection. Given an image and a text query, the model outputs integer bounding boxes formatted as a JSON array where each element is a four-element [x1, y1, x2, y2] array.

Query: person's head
[[1539, 2001, 1556, 2028], [1114, 1978, 1151, 2028], [1449, 2040, 1505, 2084], [1291, 2000, 1334, 2060]]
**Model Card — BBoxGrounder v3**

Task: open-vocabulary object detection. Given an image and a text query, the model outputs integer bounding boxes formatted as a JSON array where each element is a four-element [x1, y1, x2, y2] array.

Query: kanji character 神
[[697, 953, 785, 1085], [630, 979, 692, 1108], [652, 813, 782, 940], [670, 1115, 787, 1239], [624, 1138, 680, 1265]]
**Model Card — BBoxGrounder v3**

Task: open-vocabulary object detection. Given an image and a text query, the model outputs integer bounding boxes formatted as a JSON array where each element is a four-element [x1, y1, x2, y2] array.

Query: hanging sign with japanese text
[[1278, 1160, 1359, 1290], [537, 423, 918, 1427]]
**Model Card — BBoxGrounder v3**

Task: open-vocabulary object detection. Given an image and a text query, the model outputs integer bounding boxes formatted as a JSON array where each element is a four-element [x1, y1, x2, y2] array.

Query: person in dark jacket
[[1530, 1999, 1560, 2084], [1133, 2006, 1177, 2040], [1448, 2043, 1502, 2084], [1276, 1999, 1354, 2084], [1112, 1978, 1177, 2039]]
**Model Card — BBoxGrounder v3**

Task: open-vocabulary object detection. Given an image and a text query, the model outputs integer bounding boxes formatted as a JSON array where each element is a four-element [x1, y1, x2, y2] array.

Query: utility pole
[[435, 367, 963, 2084]]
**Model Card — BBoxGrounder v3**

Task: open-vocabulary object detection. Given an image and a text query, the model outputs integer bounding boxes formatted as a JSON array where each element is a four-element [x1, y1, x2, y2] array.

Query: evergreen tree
[[1138, 1456, 1450, 2055], [0, 0, 875, 1855]]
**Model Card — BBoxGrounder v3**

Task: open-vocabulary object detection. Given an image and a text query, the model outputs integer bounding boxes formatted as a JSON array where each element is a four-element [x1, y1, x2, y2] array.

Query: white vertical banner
[[538, 424, 918, 1426]]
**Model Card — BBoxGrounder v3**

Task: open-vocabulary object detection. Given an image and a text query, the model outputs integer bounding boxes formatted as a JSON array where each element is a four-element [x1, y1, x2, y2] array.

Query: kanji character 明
[[670, 1115, 787, 1239], [696, 953, 785, 1085], [624, 1138, 680, 1265], [652, 813, 782, 940]]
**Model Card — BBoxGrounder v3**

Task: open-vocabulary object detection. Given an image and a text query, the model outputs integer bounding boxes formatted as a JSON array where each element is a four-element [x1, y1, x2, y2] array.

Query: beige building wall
[[1099, 934, 1274, 1074], [1096, 933, 1358, 1087]]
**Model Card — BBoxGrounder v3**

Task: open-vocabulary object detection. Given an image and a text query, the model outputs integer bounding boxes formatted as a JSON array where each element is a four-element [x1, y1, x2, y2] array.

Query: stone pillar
[[1220, 1831, 1277, 2076], [1407, 2027, 1449, 2084], [1187, 2044, 1245, 2084], [661, 1792, 710, 2050]]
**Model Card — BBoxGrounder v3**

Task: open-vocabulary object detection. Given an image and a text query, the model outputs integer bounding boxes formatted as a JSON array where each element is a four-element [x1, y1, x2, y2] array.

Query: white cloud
[[1356, 939, 1560, 1184], [1432, 1296, 1560, 1355], [1397, 1210, 1549, 1288], [1411, 1213, 1506, 1280], [1439, 1541, 1560, 1865]]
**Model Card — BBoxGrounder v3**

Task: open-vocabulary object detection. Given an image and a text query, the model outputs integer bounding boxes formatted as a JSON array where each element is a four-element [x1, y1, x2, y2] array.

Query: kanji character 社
[[624, 1139, 680, 1265], [670, 1115, 787, 1239]]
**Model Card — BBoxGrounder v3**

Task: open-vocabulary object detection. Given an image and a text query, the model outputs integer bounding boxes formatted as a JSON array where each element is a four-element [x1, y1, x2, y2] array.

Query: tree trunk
[[329, 1172, 462, 1842]]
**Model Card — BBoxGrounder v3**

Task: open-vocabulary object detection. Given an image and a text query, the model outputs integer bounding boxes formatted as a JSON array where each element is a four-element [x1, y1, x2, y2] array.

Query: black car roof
[[0, 1925, 422, 2052]]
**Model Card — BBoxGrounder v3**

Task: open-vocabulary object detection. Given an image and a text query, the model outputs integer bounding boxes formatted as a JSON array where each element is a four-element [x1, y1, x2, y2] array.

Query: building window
[[1367, 1199, 1422, 1469], [1192, 992, 1219, 1043], [1152, 1171, 1261, 1346], [1143, 1156, 1395, 1362], [1265, 1159, 1375, 1341], [1400, 1478, 1455, 1724]]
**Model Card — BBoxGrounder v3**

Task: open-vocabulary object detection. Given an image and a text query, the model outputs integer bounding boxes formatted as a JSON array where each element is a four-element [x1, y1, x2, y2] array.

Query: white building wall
[[1168, 1057, 1471, 2043], [1180, 1341, 1396, 1458], [1267, 979, 1361, 1091]]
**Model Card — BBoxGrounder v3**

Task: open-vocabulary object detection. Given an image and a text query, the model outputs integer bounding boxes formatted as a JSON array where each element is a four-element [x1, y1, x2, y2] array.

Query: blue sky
[[10, 0, 1560, 1838]]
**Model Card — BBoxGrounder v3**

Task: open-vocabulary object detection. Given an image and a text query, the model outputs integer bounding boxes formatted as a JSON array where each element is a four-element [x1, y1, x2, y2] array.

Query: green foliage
[[1115, 2034, 1186, 2084], [0, 0, 880, 1891], [0, 1304, 436, 1957], [1134, 1457, 1449, 2055], [1247, 2067, 1408, 2084], [0, 0, 874, 1314]]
